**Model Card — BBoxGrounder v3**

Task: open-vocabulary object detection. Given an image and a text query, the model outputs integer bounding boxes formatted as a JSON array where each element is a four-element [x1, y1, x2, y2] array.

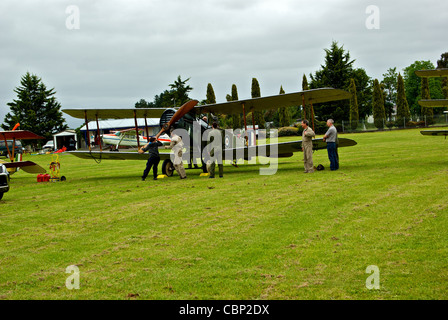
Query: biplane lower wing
[[414, 68, 448, 78], [68, 138, 357, 162], [420, 130, 448, 137], [418, 100, 448, 108], [227, 138, 357, 159], [1, 160, 46, 174]]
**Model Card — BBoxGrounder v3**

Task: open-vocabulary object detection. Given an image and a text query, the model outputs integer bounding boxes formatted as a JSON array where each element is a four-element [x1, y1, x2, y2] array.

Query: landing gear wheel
[[61, 176, 67, 182], [0, 192, 3, 201], [225, 134, 231, 149], [162, 159, 174, 177]]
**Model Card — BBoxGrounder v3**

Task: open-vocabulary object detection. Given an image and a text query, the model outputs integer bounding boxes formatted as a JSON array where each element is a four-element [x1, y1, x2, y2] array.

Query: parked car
[[42, 140, 54, 151], [0, 163, 10, 201]]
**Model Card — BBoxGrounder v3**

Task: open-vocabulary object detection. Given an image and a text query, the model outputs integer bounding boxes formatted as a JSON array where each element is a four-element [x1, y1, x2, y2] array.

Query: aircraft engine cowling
[[159, 108, 177, 131], [159, 108, 197, 132]]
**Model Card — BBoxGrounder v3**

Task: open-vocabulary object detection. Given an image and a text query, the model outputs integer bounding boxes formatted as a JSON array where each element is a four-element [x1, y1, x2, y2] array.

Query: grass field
[[0, 129, 447, 300]]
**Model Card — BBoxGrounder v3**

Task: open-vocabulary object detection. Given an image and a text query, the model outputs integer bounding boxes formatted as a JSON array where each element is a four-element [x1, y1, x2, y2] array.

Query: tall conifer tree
[[420, 77, 433, 124], [2, 72, 67, 143], [396, 73, 411, 127], [206, 83, 216, 104], [251, 78, 265, 129], [372, 79, 386, 129], [349, 78, 359, 130]]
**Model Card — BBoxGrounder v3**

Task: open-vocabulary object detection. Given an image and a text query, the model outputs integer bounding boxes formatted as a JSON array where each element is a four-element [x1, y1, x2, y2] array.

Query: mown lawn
[[0, 129, 447, 300]]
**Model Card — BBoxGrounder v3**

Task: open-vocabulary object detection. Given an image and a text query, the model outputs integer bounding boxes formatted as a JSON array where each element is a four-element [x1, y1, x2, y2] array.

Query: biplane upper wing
[[420, 130, 448, 136], [62, 108, 168, 120], [415, 68, 448, 78], [62, 89, 350, 120], [196, 88, 351, 115], [418, 99, 448, 108], [0, 130, 45, 140]]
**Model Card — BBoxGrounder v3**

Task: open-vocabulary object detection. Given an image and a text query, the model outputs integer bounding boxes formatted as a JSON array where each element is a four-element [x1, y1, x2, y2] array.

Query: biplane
[[415, 68, 448, 137], [0, 130, 47, 175], [62, 88, 358, 177]]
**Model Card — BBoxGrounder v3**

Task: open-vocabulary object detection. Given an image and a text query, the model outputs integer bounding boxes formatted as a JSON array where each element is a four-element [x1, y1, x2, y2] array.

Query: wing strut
[[95, 114, 103, 152], [302, 93, 307, 121], [12, 137, 16, 161], [251, 107, 256, 146], [311, 102, 315, 132], [144, 116, 150, 141], [84, 110, 91, 151], [133, 110, 141, 149], [242, 102, 248, 146]]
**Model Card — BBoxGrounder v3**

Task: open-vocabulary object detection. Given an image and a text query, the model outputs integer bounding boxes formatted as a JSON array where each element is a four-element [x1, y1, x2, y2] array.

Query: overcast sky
[[1, 0, 447, 128]]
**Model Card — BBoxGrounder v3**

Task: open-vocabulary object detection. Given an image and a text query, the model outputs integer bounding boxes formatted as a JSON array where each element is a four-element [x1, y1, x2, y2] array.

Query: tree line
[[2, 41, 447, 141]]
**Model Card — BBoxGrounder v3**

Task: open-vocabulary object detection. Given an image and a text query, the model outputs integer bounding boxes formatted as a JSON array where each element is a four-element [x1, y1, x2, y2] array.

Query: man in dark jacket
[[138, 137, 163, 181]]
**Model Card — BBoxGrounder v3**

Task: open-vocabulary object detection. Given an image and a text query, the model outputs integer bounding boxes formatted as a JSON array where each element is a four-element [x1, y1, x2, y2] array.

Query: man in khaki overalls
[[207, 122, 224, 178], [301, 119, 315, 173], [166, 127, 187, 179]]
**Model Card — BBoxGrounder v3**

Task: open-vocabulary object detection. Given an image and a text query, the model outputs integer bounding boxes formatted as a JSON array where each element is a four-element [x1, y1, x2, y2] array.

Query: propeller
[[155, 99, 198, 139]]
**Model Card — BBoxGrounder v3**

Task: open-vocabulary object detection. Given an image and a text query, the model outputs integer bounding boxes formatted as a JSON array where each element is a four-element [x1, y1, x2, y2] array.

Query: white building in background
[[52, 130, 78, 151]]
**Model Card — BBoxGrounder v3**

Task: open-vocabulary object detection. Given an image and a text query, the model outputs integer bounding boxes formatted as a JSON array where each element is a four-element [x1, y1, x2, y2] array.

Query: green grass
[[0, 129, 447, 300]]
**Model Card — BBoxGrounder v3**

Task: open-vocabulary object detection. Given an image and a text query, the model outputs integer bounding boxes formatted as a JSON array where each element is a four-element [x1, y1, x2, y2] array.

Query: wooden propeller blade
[[155, 99, 198, 139]]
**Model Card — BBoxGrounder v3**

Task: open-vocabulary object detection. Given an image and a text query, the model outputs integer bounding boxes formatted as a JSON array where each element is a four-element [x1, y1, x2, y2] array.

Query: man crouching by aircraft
[[165, 127, 187, 179], [139, 137, 163, 181]]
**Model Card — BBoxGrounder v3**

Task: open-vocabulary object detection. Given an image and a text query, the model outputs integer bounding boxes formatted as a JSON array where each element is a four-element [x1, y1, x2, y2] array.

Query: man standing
[[138, 137, 163, 180], [166, 127, 187, 179], [301, 119, 315, 173], [207, 122, 224, 178], [323, 119, 339, 171]]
